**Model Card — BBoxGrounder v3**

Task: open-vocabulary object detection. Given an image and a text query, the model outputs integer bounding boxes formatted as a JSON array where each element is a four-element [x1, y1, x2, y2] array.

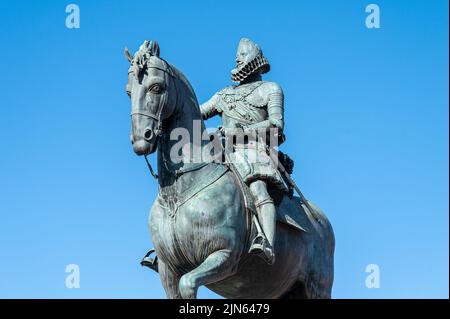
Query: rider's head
[[231, 38, 270, 83]]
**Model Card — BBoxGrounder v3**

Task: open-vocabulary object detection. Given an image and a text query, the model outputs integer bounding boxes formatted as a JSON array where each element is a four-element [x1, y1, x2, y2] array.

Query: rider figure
[[200, 38, 286, 265]]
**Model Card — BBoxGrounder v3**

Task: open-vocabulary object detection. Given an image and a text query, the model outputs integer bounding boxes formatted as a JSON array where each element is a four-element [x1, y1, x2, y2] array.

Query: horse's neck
[[157, 100, 215, 197]]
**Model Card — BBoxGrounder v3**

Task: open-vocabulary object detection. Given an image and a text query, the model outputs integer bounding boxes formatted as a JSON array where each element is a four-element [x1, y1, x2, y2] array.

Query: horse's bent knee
[[179, 274, 197, 299], [184, 249, 239, 289]]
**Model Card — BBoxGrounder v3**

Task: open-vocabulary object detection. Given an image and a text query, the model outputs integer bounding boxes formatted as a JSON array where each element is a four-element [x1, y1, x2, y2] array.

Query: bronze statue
[[126, 39, 335, 299], [201, 38, 286, 264]]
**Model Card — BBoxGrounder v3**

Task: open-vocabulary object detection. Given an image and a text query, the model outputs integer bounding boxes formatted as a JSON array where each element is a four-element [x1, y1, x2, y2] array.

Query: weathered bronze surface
[[126, 39, 335, 299]]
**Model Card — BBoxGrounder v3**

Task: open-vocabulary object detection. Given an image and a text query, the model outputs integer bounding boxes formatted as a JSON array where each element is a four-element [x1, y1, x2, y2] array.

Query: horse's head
[[125, 40, 178, 156]]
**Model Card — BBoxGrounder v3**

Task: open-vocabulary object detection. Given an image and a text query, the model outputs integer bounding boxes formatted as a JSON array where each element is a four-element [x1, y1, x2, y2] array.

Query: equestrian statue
[[125, 38, 335, 299]]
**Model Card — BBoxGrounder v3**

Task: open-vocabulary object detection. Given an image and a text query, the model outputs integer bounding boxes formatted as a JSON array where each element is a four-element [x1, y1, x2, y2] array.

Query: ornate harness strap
[[169, 164, 229, 217]]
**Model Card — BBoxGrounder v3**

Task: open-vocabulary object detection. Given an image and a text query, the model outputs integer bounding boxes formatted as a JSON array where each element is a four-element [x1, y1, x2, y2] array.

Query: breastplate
[[218, 82, 267, 126]]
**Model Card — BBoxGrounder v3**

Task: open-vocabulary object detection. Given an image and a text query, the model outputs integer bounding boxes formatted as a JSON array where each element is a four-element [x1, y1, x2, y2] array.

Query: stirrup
[[249, 234, 266, 254], [141, 249, 159, 273], [249, 236, 275, 265]]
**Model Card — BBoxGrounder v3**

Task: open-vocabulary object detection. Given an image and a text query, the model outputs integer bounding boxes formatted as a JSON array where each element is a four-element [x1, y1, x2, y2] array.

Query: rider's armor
[[202, 81, 288, 192], [201, 38, 288, 265]]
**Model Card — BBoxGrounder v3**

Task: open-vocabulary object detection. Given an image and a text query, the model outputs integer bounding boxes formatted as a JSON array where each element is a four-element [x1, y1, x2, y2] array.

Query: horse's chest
[[149, 199, 200, 272], [149, 177, 243, 273]]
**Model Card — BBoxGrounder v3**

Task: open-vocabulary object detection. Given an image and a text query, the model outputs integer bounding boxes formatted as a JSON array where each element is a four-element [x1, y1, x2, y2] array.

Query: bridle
[[130, 59, 178, 179], [131, 59, 177, 136]]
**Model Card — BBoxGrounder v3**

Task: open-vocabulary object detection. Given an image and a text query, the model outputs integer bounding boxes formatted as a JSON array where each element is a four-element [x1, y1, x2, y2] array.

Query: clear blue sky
[[0, 0, 448, 298]]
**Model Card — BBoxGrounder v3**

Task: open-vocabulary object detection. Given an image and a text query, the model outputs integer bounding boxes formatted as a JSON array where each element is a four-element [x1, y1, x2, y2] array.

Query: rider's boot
[[248, 180, 276, 265]]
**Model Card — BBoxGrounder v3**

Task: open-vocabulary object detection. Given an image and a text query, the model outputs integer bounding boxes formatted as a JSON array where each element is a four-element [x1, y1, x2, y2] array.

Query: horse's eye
[[149, 84, 163, 94]]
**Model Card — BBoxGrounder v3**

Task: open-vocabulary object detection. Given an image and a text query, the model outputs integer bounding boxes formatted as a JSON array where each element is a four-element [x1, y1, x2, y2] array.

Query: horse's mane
[[168, 63, 200, 113]]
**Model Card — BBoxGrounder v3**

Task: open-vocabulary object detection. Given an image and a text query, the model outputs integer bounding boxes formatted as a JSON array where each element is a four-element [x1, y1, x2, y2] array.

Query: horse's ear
[[125, 47, 133, 62], [152, 41, 160, 57]]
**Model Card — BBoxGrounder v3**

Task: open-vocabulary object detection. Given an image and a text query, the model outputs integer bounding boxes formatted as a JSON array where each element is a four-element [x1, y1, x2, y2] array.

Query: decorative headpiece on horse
[[125, 40, 174, 81], [231, 38, 270, 83]]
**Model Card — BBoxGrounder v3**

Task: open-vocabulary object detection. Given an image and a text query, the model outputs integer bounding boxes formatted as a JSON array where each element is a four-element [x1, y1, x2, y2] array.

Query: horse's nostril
[[130, 134, 134, 145], [144, 129, 154, 141]]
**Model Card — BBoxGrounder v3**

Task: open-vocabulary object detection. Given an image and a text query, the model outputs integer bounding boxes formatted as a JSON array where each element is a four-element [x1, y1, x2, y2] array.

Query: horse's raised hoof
[[179, 274, 197, 299]]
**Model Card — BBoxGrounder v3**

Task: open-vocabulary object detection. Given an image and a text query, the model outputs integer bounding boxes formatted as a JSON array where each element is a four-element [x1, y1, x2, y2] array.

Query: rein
[[144, 154, 159, 179]]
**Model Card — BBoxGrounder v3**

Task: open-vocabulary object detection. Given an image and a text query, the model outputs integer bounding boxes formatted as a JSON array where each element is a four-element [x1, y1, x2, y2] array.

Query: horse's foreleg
[[158, 259, 182, 299], [179, 249, 237, 299]]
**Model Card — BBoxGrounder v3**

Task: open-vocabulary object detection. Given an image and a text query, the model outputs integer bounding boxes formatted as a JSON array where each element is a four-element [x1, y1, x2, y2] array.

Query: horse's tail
[[305, 200, 335, 298], [281, 199, 335, 299], [307, 200, 335, 248]]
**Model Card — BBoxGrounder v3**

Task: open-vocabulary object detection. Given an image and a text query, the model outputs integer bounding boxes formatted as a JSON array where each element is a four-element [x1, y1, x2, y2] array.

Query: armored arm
[[200, 93, 221, 120], [246, 84, 284, 131]]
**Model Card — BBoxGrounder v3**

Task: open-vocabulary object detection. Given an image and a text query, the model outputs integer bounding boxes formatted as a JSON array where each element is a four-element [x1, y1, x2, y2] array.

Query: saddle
[[225, 152, 307, 235], [141, 159, 306, 273]]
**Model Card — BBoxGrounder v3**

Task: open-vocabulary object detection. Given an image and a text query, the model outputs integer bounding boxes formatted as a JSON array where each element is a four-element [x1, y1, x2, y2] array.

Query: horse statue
[[125, 40, 335, 299]]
